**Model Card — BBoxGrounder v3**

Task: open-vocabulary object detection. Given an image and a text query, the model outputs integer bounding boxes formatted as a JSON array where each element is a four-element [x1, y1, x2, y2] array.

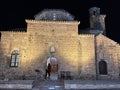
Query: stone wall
[[0, 20, 119, 80], [0, 31, 29, 79], [96, 34, 120, 80], [78, 34, 96, 79], [26, 20, 79, 36], [0, 20, 81, 80]]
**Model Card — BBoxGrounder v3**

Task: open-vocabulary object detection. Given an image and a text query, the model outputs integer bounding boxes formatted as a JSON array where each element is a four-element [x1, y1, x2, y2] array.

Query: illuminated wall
[[78, 34, 96, 79], [0, 20, 119, 80], [26, 20, 80, 78], [0, 20, 82, 79]]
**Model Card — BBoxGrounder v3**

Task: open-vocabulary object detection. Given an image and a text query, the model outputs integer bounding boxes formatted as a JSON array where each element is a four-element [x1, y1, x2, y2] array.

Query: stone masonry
[[0, 7, 120, 80]]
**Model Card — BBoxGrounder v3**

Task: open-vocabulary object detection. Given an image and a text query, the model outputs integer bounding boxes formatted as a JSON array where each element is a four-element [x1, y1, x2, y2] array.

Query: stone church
[[0, 7, 120, 80]]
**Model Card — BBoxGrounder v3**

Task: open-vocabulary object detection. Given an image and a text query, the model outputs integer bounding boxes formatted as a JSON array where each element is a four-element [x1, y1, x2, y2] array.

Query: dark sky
[[0, 0, 119, 43]]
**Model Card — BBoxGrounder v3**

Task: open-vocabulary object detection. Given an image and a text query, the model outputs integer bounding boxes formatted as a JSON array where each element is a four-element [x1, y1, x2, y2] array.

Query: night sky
[[0, 0, 119, 43]]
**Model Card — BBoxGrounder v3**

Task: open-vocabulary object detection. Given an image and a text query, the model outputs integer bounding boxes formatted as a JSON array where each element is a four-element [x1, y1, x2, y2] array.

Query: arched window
[[10, 50, 20, 67], [99, 60, 107, 75]]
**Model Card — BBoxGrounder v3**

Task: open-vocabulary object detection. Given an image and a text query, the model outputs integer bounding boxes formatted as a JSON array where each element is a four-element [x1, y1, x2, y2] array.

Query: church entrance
[[47, 57, 58, 73], [47, 57, 58, 80]]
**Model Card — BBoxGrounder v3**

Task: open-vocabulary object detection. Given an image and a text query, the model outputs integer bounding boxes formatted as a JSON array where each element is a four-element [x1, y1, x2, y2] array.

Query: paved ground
[[32, 80, 64, 90], [32, 80, 120, 90], [1, 80, 120, 90], [64, 80, 120, 90]]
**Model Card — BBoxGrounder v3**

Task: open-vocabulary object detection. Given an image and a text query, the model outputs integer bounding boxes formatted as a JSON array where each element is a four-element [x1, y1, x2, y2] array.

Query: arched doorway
[[47, 57, 58, 73], [99, 60, 107, 75], [47, 57, 58, 80]]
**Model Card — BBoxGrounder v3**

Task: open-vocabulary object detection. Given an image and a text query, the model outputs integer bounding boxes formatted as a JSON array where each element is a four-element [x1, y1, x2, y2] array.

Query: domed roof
[[34, 9, 75, 21]]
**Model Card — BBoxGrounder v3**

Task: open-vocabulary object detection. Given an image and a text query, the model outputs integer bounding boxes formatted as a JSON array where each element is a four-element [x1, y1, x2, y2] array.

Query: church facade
[[0, 7, 120, 80]]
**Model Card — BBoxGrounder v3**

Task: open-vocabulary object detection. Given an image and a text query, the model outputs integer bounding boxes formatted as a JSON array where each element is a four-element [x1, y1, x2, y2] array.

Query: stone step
[[33, 86, 64, 90], [50, 73, 58, 80], [0, 80, 34, 90]]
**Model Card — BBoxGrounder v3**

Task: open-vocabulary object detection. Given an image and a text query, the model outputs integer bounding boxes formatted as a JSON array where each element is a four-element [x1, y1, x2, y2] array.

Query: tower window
[[99, 60, 107, 75], [10, 50, 20, 67], [93, 11, 96, 15]]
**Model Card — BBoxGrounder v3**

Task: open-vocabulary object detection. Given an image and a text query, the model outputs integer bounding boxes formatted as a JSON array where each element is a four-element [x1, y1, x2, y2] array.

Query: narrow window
[[10, 50, 20, 67], [93, 11, 96, 15], [99, 60, 107, 75]]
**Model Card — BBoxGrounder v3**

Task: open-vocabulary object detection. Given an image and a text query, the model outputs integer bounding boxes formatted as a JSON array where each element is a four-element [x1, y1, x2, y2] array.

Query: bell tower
[[89, 7, 106, 35]]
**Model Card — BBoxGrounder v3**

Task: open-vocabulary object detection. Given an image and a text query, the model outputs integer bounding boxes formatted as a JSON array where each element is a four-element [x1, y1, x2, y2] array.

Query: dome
[[34, 9, 75, 21]]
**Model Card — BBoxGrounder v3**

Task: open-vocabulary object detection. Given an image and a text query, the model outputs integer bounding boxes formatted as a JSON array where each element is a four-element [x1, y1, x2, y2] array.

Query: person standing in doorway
[[47, 63, 51, 78]]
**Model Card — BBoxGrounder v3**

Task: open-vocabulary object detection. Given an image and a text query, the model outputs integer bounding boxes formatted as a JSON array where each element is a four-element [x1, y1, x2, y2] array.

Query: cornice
[[25, 19, 80, 25]]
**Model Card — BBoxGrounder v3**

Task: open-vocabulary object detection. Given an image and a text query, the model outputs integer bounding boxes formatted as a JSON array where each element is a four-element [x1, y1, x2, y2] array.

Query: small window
[[99, 60, 107, 75], [93, 11, 96, 15], [10, 50, 20, 67]]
